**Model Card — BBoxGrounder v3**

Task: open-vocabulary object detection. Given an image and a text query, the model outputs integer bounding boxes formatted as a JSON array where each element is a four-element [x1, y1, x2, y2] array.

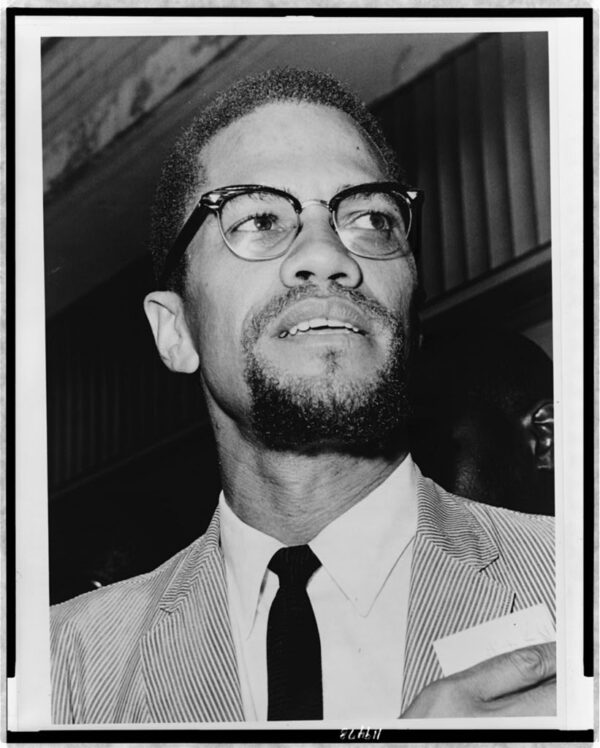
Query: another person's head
[[144, 68, 421, 455], [410, 332, 554, 515]]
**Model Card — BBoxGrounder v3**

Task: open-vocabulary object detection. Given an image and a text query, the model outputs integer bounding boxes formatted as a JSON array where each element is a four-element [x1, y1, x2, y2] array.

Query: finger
[[487, 677, 557, 717], [456, 642, 556, 702]]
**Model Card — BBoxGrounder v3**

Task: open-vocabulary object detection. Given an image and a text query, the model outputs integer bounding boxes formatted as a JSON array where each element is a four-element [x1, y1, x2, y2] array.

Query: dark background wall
[[44, 32, 551, 603]]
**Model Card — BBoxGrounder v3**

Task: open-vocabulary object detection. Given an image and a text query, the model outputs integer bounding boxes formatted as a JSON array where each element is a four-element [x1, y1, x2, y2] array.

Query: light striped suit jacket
[[50, 474, 555, 724]]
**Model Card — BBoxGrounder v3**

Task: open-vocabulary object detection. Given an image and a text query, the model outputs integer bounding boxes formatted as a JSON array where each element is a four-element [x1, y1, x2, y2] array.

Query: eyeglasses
[[160, 181, 423, 287]]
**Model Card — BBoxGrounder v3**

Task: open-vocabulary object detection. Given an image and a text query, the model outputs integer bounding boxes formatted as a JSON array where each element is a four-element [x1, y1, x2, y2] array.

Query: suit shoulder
[[461, 496, 554, 548], [433, 488, 556, 618], [50, 527, 221, 724], [456, 493, 555, 611], [50, 532, 206, 638], [422, 476, 554, 549]]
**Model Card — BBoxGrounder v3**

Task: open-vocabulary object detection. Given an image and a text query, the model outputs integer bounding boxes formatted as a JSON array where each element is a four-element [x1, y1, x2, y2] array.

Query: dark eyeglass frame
[[159, 181, 423, 288]]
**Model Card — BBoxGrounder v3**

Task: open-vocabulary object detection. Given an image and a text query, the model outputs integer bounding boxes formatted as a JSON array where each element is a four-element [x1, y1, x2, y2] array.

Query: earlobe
[[143, 291, 200, 374]]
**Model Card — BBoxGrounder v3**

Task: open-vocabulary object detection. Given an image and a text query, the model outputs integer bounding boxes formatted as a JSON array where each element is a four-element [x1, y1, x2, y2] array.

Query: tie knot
[[268, 545, 321, 588]]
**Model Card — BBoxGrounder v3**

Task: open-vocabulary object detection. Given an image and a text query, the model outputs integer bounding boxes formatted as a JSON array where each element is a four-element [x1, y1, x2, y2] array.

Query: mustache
[[242, 282, 401, 351]]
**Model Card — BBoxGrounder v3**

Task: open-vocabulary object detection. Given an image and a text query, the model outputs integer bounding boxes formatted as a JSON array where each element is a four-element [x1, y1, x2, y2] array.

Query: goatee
[[242, 284, 412, 454]]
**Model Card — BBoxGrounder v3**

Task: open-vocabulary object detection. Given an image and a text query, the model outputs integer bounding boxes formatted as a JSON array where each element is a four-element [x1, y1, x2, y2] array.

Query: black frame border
[[6, 4, 594, 743]]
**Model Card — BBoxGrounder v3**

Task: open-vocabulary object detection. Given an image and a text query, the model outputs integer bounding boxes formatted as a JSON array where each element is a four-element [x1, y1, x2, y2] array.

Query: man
[[50, 68, 555, 724], [410, 332, 555, 515]]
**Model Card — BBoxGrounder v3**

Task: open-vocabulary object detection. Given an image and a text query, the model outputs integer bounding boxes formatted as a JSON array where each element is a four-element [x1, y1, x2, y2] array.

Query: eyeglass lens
[[218, 188, 412, 260]]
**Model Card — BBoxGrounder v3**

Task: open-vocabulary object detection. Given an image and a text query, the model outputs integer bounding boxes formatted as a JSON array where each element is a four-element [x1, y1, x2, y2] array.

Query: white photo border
[[10, 7, 592, 736]]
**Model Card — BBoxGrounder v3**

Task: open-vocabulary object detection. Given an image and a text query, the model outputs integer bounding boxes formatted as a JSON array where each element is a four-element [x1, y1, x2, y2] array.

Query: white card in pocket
[[433, 603, 555, 676]]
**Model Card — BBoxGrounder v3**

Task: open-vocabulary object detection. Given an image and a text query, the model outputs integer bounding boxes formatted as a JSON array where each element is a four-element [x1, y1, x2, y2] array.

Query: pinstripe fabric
[[51, 510, 243, 724], [51, 476, 554, 724], [401, 475, 555, 712]]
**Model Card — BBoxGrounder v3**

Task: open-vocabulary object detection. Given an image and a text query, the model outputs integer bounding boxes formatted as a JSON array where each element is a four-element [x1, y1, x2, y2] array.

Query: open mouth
[[278, 317, 365, 339], [270, 296, 374, 342]]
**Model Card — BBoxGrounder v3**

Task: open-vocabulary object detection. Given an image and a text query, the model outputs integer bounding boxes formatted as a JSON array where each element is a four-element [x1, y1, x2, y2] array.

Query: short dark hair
[[149, 67, 400, 293]]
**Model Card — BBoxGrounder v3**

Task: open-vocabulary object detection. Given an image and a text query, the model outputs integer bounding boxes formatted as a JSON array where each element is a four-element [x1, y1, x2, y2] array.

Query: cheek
[[187, 239, 235, 334], [364, 257, 418, 316], [186, 278, 251, 416], [186, 256, 268, 377], [195, 281, 240, 368]]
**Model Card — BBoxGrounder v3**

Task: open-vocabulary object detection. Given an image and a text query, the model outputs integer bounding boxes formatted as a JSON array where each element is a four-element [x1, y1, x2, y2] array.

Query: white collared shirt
[[219, 454, 419, 721]]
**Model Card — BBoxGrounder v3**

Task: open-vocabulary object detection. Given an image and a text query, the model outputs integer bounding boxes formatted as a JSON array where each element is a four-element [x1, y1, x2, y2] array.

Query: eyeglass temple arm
[[159, 202, 211, 288], [408, 191, 423, 258]]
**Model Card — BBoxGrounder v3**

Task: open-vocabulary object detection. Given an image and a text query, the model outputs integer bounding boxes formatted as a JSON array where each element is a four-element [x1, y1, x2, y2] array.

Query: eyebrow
[[278, 182, 365, 197]]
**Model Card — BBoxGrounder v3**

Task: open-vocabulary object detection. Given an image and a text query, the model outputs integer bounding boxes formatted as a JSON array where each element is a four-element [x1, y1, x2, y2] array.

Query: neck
[[210, 408, 408, 545]]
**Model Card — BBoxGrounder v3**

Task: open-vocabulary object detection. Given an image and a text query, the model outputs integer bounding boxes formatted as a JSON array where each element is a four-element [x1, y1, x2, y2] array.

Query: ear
[[143, 291, 200, 374], [529, 400, 554, 471]]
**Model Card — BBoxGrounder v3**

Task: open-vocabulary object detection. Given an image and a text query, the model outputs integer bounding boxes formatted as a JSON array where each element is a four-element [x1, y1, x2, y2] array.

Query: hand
[[400, 642, 556, 718]]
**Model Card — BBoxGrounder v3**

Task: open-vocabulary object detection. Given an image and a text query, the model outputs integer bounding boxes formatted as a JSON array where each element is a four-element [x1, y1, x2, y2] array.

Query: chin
[[244, 350, 411, 455], [258, 335, 387, 379], [276, 363, 386, 392]]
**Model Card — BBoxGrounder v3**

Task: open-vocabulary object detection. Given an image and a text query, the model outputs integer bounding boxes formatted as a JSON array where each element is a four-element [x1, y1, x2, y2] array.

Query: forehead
[[199, 101, 388, 192]]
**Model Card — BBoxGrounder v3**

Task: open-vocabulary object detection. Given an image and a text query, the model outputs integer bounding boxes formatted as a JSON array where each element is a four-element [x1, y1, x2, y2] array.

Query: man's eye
[[347, 211, 392, 231], [234, 213, 280, 232]]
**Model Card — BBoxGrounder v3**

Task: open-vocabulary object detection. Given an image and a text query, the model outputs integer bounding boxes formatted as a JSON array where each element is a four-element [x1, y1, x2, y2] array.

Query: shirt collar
[[310, 453, 418, 616], [219, 454, 419, 635], [219, 492, 283, 639]]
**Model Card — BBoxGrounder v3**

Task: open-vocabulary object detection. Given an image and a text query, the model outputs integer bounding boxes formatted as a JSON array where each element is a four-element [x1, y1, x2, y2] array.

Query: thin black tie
[[267, 545, 323, 720]]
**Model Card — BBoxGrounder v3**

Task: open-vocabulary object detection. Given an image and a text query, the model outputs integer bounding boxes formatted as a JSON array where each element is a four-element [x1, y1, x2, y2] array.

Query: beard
[[242, 283, 412, 454]]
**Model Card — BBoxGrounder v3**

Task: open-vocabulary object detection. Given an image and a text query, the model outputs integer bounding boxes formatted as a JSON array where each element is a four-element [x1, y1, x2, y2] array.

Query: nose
[[279, 203, 363, 288]]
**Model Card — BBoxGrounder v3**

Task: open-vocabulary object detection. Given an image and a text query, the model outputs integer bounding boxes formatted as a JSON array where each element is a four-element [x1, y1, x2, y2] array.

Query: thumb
[[459, 641, 556, 701]]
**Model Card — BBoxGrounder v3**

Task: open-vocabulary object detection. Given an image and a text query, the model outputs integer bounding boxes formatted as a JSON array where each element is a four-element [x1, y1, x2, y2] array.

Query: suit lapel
[[141, 511, 244, 723], [401, 477, 515, 712]]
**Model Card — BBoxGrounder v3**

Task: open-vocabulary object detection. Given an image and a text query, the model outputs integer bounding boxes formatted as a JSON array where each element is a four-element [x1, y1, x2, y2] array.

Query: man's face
[[184, 102, 418, 450]]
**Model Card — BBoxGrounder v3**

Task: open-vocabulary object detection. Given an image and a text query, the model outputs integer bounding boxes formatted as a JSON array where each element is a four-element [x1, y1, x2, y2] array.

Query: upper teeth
[[279, 318, 361, 338]]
